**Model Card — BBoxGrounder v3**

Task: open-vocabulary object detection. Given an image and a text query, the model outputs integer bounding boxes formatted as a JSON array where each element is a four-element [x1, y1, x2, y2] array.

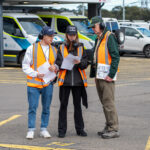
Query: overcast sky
[[52, 0, 142, 11], [103, 0, 141, 10]]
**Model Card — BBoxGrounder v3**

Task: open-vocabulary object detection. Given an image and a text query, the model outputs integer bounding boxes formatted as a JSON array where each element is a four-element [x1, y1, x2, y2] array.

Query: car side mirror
[[134, 34, 141, 39]]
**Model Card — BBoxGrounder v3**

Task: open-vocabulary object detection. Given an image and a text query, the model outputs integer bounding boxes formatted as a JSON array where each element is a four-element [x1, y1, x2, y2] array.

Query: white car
[[120, 26, 150, 58]]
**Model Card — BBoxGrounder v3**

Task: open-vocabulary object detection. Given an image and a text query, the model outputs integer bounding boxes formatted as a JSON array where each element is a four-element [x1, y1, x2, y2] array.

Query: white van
[[3, 13, 63, 64], [103, 18, 120, 32], [37, 13, 95, 49], [103, 18, 125, 45]]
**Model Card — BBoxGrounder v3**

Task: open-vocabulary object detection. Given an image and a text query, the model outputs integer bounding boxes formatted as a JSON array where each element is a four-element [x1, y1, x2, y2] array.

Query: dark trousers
[[58, 86, 84, 134]]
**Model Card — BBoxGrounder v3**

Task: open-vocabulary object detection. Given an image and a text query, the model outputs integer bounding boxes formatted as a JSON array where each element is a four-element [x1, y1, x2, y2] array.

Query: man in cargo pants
[[89, 16, 120, 139]]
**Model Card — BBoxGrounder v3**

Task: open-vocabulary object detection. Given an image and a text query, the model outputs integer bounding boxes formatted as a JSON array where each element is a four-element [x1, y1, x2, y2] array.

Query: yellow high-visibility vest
[[27, 42, 57, 88], [58, 44, 87, 87], [97, 31, 119, 80]]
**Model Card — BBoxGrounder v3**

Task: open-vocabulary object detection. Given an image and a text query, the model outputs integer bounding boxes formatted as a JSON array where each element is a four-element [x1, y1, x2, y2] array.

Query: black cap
[[66, 25, 77, 35]]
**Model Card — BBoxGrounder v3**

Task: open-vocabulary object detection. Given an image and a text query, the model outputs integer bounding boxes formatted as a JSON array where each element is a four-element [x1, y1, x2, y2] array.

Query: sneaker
[[101, 131, 120, 139], [76, 130, 87, 137], [40, 130, 51, 138], [97, 126, 108, 136], [26, 131, 34, 139]]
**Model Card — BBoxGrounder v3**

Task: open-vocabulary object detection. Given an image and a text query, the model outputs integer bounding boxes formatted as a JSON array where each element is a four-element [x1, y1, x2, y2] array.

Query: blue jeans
[[27, 83, 53, 130]]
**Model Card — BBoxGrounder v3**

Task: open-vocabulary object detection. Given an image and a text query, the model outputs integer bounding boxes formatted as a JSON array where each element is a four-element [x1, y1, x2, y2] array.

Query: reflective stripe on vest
[[58, 44, 87, 87], [27, 42, 57, 88], [97, 31, 119, 78], [97, 31, 111, 65], [105, 32, 111, 65]]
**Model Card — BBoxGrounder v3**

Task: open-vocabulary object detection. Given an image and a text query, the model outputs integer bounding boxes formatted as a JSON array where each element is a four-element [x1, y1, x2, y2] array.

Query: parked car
[[119, 21, 150, 30], [120, 26, 150, 58]]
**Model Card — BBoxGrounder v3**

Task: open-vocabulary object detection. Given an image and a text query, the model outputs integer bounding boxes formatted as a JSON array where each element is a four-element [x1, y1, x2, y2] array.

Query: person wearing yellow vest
[[22, 26, 58, 139], [88, 16, 120, 139], [55, 25, 88, 138]]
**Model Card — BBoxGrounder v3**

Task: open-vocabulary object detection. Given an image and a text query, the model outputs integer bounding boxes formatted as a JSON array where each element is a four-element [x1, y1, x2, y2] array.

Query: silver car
[[120, 26, 150, 58]]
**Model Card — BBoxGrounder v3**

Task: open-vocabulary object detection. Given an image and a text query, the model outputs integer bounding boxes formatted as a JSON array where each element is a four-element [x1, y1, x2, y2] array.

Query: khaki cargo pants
[[95, 79, 119, 131]]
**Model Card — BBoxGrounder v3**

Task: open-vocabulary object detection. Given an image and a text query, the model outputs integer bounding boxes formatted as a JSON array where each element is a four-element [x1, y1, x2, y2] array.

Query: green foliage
[[102, 6, 150, 21]]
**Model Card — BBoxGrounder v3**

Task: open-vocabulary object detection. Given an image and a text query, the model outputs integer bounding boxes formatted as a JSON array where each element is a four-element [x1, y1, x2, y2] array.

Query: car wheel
[[144, 45, 150, 58], [115, 30, 125, 45]]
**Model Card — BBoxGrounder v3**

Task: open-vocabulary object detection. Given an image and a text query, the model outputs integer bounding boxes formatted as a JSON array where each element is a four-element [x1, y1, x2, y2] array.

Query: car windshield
[[137, 27, 150, 37], [70, 18, 94, 34], [18, 18, 45, 35]]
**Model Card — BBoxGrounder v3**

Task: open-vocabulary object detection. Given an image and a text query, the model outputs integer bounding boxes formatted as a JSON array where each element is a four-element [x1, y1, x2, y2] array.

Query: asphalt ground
[[0, 54, 150, 150]]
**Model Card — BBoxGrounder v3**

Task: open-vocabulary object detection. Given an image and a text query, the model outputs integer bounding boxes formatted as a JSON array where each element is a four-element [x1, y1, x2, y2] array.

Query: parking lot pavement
[[0, 56, 150, 150]]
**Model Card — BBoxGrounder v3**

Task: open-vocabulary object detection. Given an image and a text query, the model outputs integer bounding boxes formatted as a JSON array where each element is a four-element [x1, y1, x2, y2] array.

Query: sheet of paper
[[61, 54, 80, 70], [96, 63, 117, 81], [38, 61, 56, 83]]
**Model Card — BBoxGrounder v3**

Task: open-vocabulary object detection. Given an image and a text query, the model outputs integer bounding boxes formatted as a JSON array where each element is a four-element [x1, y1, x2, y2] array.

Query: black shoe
[[77, 130, 87, 137], [58, 133, 65, 138]]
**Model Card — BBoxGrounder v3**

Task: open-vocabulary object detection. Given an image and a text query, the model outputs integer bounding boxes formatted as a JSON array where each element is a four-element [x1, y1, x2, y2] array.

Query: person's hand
[[105, 76, 113, 82], [49, 65, 57, 72], [37, 73, 44, 79], [74, 60, 80, 64]]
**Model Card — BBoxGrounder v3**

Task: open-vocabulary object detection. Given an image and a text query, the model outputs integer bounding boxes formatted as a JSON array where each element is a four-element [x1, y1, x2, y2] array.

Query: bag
[[89, 63, 96, 78]]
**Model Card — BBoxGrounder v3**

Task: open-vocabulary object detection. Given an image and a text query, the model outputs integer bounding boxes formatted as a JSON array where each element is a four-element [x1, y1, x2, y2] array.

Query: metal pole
[[123, 0, 125, 21], [82, 3, 85, 16], [0, 0, 4, 67], [98, 2, 105, 17]]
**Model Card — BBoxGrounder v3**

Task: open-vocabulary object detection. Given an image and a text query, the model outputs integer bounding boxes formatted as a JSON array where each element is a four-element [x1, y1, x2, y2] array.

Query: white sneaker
[[26, 131, 34, 139], [40, 130, 51, 138]]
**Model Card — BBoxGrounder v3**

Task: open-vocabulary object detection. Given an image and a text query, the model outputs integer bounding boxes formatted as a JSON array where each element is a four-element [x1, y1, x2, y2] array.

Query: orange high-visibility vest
[[27, 42, 57, 88], [97, 31, 119, 70], [58, 44, 87, 87]]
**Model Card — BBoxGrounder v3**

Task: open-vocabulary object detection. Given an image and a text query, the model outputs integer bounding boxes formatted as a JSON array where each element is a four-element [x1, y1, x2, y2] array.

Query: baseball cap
[[88, 16, 104, 28], [41, 26, 57, 36], [66, 25, 77, 35]]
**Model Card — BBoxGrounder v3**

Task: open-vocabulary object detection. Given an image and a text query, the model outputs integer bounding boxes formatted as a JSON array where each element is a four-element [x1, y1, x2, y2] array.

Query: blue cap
[[41, 26, 57, 36]]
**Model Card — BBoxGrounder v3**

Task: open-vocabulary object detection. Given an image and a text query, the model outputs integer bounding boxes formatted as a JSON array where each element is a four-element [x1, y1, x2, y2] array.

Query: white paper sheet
[[96, 63, 117, 81], [61, 54, 80, 70], [38, 61, 56, 83]]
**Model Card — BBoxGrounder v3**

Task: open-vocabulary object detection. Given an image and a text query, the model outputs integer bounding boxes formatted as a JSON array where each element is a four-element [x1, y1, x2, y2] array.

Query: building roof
[[3, 0, 105, 6]]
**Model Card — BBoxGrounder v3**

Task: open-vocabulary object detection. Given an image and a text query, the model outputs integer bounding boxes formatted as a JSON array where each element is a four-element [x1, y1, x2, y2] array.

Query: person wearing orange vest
[[55, 25, 88, 138], [88, 16, 120, 139], [22, 26, 58, 139]]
